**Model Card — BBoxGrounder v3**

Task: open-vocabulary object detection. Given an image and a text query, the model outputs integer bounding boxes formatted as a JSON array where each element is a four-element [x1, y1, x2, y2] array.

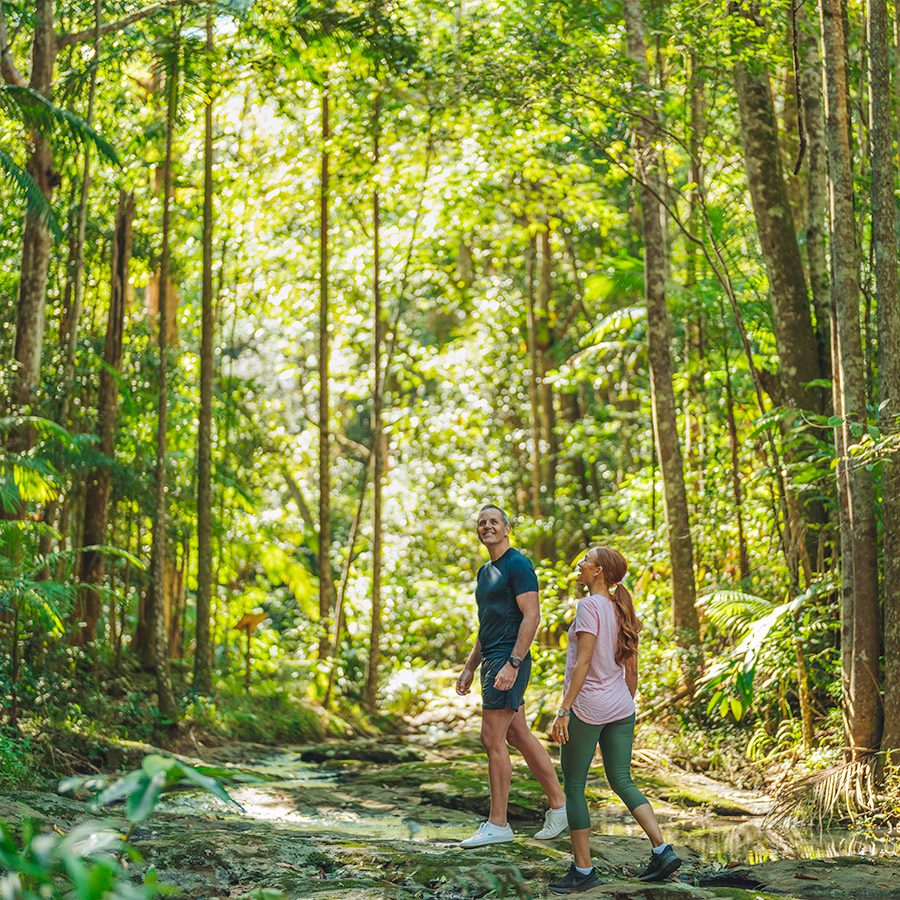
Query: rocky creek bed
[[2, 730, 899, 899]]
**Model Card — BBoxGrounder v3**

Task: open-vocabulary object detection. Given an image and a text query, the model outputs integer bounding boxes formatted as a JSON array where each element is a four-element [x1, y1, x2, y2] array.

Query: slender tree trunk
[[7, 0, 58, 452], [797, 0, 833, 375], [537, 228, 558, 558], [365, 90, 384, 713], [317, 84, 334, 660], [820, 0, 882, 757], [74, 191, 134, 645], [622, 0, 699, 663], [723, 357, 751, 581], [193, 8, 215, 695], [868, 0, 900, 754], [524, 232, 543, 521], [58, 0, 100, 427], [148, 31, 179, 720]]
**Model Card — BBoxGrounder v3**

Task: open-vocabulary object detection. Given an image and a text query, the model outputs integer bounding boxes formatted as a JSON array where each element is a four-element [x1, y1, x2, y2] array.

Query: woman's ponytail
[[591, 547, 642, 665]]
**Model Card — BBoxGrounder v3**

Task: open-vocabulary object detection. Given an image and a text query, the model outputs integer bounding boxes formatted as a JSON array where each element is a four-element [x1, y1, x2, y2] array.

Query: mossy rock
[[298, 740, 425, 764]]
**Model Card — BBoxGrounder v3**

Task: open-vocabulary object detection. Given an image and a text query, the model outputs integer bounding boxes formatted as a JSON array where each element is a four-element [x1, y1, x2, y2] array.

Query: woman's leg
[[596, 714, 664, 845], [560, 712, 602, 869]]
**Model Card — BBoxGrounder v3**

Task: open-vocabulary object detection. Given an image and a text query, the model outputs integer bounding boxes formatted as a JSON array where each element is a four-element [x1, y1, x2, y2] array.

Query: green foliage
[[0, 728, 33, 791], [0, 819, 158, 899], [59, 754, 242, 824]]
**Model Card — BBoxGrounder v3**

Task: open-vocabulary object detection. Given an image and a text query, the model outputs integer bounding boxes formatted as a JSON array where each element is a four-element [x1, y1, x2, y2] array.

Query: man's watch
[[508, 655, 523, 669], [556, 708, 571, 718]]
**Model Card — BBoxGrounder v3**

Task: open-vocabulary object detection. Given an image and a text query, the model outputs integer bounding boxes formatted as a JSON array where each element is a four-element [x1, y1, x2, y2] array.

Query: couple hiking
[[455, 504, 682, 894]]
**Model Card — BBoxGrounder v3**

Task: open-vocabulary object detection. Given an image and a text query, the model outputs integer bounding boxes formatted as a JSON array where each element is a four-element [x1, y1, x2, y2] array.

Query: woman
[[547, 546, 681, 894]]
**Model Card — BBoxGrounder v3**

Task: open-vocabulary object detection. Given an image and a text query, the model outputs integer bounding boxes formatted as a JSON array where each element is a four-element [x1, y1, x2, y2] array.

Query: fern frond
[[698, 590, 774, 640]]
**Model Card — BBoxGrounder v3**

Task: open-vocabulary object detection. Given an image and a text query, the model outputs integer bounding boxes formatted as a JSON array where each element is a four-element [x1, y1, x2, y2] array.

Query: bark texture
[[622, 0, 699, 655], [867, 0, 900, 753], [193, 8, 215, 695], [820, 0, 882, 756], [317, 86, 334, 660], [74, 192, 134, 645]]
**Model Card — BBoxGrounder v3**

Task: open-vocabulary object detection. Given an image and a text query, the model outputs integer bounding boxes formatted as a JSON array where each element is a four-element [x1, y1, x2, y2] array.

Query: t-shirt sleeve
[[509, 555, 539, 596], [573, 598, 602, 636]]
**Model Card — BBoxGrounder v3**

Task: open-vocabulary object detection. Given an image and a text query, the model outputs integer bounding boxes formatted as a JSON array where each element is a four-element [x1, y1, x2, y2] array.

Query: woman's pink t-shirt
[[564, 593, 635, 725]]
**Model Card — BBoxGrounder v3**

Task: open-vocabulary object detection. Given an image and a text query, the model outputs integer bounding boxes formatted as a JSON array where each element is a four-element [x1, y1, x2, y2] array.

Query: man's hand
[[550, 715, 569, 745], [493, 662, 518, 691], [456, 667, 475, 695]]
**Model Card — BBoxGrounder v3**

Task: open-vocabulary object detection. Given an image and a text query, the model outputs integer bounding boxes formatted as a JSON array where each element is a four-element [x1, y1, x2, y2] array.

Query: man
[[455, 504, 568, 848]]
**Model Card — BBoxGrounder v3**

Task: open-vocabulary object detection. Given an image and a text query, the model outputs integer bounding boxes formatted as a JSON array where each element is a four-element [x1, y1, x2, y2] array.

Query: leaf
[[126, 771, 166, 824], [175, 763, 244, 811]]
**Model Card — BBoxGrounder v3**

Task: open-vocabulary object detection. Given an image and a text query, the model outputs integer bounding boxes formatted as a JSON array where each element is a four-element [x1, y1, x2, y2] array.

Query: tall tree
[[147, 23, 180, 720], [193, 7, 215, 695], [622, 0, 699, 660], [730, 7, 824, 415], [820, 0, 881, 757], [74, 191, 134, 646], [867, 0, 900, 754], [317, 83, 334, 660], [365, 88, 384, 712]]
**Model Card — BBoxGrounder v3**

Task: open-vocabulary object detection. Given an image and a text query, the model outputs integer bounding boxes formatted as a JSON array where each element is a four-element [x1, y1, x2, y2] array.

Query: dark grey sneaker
[[638, 845, 682, 882], [549, 863, 600, 894]]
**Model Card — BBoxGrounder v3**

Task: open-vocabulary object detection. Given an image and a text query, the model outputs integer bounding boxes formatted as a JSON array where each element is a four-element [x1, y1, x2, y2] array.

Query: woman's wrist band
[[556, 708, 571, 718]]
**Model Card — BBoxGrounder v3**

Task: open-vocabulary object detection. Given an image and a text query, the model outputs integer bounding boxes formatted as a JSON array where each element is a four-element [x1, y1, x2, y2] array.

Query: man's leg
[[481, 707, 518, 824], [506, 706, 566, 808]]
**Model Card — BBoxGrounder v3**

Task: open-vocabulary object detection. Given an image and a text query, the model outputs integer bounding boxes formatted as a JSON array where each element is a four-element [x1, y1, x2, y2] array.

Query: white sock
[[552, 805, 566, 812], [652, 842, 669, 855], [575, 865, 593, 875]]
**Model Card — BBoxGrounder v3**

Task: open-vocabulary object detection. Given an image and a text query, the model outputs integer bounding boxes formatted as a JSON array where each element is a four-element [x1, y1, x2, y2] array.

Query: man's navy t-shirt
[[476, 547, 539, 658]]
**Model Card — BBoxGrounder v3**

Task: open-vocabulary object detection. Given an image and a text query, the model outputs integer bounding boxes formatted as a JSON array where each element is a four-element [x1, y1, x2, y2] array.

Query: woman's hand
[[550, 714, 570, 745], [456, 667, 474, 695]]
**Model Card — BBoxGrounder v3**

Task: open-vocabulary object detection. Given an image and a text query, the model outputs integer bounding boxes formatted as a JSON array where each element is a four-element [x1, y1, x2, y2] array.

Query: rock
[[298, 740, 425, 765], [700, 855, 900, 898]]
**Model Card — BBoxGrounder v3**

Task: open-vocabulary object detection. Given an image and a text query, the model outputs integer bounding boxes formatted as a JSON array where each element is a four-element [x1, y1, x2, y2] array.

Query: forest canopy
[[1, 0, 899, 826]]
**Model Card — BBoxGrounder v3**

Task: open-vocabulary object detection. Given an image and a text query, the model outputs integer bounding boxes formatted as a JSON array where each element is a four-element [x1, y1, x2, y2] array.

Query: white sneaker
[[534, 806, 568, 839], [459, 821, 515, 848]]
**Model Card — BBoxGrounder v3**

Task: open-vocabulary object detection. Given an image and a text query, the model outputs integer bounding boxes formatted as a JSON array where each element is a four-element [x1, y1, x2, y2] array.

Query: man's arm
[[493, 590, 539, 690], [456, 638, 482, 695]]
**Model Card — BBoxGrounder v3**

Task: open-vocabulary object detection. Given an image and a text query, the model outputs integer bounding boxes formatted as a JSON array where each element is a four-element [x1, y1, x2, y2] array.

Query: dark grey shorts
[[480, 653, 531, 710]]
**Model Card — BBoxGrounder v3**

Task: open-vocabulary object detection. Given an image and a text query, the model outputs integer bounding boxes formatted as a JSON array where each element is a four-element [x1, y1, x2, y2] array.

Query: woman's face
[[576, 551, 601, 586]]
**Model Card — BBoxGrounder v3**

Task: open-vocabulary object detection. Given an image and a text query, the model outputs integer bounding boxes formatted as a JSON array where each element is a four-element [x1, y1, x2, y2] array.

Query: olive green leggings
[[560, 711, 648, 830]]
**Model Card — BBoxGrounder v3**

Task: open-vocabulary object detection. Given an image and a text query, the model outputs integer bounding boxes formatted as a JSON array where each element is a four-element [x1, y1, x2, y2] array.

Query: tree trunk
[[365, 90, 384, 713], [8, 0, 58, 451], [731, 54, 823, 413], [524, 231, 543, 521], [867, 0, 900, 754], [58, 0, 100, 427], [193, 8, 215, 695], [622, 0, 699, 662], [537, 228, 558, 560], [797, 0, 833, 375], [148, 31, 179, 721], [74, 191, 134, 645], [317, 84, 334, 660], [820, 0, 882, 757]]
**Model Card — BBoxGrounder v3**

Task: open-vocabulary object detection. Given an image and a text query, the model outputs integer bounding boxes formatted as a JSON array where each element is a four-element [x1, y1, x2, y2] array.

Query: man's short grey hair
[[479, 504, 510, 526]]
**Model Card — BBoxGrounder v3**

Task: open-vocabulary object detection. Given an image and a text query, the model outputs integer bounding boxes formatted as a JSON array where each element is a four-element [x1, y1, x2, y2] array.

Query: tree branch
[[0, 2, 27, 86], [58, 0, 187, 48]]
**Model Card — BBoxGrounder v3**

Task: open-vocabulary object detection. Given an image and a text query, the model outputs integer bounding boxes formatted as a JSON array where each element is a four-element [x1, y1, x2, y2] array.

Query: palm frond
[[0, 85, 119, 165], [698, 590, 774, 640], [0, 149, 62, 239], [765, 757, 881, 828]]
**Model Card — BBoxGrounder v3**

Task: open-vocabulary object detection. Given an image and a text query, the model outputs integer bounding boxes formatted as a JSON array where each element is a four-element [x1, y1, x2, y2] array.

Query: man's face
[[477, 509, 510, 547]]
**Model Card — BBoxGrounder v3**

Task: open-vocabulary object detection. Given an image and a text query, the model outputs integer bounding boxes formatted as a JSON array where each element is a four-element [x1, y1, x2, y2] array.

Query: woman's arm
[[550, 631, 597, 743]]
